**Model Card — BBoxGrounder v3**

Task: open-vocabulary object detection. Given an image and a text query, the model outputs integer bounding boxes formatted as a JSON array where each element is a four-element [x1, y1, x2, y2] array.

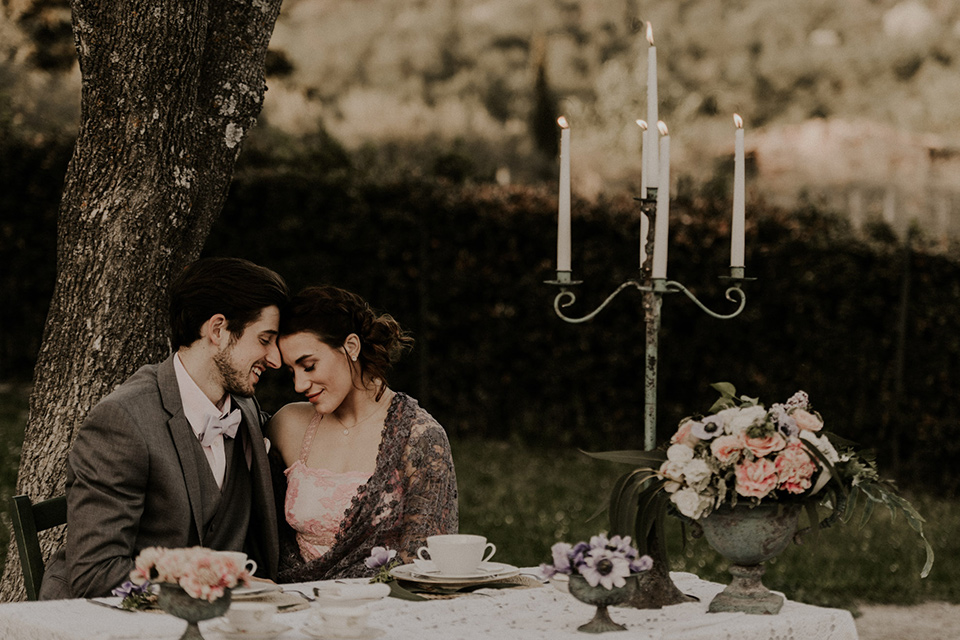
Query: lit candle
[[731, 113, 745, 268], [645, 22, 659, 190], [652, 121, 670, 279], [636, 119, 648, 199], [557, 116, 572, 272]]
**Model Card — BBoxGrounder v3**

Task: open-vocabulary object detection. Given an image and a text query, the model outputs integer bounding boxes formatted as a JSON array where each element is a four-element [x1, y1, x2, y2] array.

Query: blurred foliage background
[[2, 129, 958, 494]]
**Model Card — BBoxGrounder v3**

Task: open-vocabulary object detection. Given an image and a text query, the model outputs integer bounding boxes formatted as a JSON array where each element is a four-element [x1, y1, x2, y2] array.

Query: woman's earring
[[351, 355, 358, 362]]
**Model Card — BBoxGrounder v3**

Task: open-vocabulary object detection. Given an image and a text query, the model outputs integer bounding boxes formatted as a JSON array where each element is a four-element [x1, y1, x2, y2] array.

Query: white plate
[[232, 583, 284, 598], [208, 621, 291, 639], [301, 625, 384, 640], [390, 561, 520, 584]]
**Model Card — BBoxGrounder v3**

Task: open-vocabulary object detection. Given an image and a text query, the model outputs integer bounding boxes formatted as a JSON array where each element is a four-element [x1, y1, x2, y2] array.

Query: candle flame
[[733, 113, 743, 129], [636, 119, 648, 130], [646, 21, 654, 46], [657, 120, 668, 136], [557, 116, 569, 129]]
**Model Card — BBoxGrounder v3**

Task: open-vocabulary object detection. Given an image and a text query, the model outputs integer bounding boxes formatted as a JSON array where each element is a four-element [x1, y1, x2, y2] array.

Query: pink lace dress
[[276, 393, 458, 582], [284, 414, 371, 562]]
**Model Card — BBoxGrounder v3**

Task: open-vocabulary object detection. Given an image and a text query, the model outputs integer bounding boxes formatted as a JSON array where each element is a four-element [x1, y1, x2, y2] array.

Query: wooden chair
[[9, 494, 67, 600]]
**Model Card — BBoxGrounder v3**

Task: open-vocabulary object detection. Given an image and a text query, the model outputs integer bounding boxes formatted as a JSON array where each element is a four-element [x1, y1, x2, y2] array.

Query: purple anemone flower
[[112, 580, 151, 598], [550, 542, 573, 574], [580, 550, 632, 589], [630, 554, 654, 573], [365, 546, 397, 570], [771, 404, 799, 438], [690, 416, 723, 440]]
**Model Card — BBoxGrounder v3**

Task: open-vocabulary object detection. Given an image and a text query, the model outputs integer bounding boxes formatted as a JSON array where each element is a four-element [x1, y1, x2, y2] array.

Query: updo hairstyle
[[280, 285, 414, 400]]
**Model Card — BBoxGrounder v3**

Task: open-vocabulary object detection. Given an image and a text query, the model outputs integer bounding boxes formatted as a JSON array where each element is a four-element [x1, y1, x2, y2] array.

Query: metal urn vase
[[699, 503, 801, 615], [567, 573, 638, 633], [158, 583, 232, 640]]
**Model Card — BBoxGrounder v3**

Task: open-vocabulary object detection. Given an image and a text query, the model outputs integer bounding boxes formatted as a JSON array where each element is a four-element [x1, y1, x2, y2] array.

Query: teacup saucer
[[391, 561, 520, 584], [208, 621, 291, 639], [300, 624, 384, 640]]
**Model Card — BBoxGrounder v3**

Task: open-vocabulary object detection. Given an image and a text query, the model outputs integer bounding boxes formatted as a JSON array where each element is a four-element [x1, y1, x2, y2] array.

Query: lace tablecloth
[[0, 572, 857, 640]]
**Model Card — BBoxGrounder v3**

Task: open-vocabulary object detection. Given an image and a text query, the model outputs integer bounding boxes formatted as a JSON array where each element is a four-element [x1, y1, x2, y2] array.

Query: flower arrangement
[[129, 547, 252, 602], [656, 383, 933, 576], [541, 533, 653, 590], [112, 579, 157, 610]]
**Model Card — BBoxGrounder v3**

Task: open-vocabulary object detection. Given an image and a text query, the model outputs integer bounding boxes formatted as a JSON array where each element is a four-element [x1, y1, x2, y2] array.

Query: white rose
[[671, 488, 713, 519], [663, 480, 682, 493], [726, 405, 767, 434], [682, 458, 712, 486], [660, 460, 686, 482], [799, 430, 840, 463], [666, 443, 695, 463], [671, 488, 702, 518]]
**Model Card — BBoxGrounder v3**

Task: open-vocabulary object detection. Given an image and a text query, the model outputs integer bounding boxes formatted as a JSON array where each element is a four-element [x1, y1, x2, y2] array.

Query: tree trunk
[[1, 0, 283, 601]]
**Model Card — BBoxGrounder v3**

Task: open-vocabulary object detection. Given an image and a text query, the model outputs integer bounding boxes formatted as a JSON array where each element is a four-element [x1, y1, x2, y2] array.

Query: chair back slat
[[10, 494, 67, 601]]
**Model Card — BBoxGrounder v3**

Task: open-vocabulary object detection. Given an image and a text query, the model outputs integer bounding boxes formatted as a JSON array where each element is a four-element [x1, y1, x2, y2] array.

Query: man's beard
[[214, 345, 257, 398]]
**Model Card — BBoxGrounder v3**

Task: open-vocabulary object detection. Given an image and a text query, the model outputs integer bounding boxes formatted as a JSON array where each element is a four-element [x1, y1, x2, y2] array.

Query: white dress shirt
[[173, 353, 232, 488]]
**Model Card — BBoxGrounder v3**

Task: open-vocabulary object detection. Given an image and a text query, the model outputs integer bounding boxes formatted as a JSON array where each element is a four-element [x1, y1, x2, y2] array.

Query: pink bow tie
[[199, 409, 242, 448]]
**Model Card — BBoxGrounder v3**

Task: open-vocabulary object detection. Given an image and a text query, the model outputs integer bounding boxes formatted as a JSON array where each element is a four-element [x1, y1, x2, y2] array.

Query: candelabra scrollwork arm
[[663, 280, 747, 320], [552, 280, 647, 324]]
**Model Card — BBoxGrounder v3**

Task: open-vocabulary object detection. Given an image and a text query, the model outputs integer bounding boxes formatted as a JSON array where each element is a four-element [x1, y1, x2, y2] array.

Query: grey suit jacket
[[40, 355, 279, 599]]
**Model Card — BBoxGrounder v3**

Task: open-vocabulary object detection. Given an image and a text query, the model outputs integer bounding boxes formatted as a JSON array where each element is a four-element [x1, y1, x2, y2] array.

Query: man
[[40, 257, 288, 599]]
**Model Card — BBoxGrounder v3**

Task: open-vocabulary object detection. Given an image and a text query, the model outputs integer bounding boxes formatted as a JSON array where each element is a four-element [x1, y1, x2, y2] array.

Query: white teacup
[[311, 604, 370, 638], [225, 602, 275, 632], [217, 551, 258, 576], [416, 534, 496, 576]]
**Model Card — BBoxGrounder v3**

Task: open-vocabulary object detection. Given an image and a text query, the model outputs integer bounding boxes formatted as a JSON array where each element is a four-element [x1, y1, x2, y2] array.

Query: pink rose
[[735, 458, 778, 498], [671, 419, 699, 446], [744, 432, 786, 458], [775, 443, 817, 494], [710, 434, 744, 465], [792, 409, 823, 432]]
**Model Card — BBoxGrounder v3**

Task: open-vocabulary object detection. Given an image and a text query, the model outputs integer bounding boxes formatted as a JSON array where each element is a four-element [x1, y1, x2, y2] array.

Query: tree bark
[[1, 0, 283, 601]]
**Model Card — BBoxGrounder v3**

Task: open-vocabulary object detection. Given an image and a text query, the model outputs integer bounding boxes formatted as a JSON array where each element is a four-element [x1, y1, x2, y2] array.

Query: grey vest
[[190, 427, 252, 552]]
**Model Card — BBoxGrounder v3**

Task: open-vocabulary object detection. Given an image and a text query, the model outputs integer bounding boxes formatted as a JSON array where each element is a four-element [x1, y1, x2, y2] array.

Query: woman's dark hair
[[280, 285, 414, 399], [169, 257, 290, 350]]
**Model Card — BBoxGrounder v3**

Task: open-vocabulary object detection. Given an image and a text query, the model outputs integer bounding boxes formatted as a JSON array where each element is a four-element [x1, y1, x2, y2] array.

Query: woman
[[267, 285, 458, 581]]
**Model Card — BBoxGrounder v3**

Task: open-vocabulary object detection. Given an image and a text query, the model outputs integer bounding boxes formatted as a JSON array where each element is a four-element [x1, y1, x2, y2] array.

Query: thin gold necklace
[[337, 402, 383, 436]]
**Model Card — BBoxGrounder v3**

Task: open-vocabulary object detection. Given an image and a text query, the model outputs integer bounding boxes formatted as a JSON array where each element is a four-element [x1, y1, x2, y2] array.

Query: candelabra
[[545, 187, 752, 608], [545, 188, 752, 452]]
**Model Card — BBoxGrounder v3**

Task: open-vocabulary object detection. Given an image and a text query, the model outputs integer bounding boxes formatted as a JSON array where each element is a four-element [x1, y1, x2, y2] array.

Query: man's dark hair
[[169, 257, 289, 350]]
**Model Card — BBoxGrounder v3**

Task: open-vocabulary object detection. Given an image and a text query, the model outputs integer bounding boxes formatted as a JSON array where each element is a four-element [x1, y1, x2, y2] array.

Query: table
[[0, 572, 857, 640]]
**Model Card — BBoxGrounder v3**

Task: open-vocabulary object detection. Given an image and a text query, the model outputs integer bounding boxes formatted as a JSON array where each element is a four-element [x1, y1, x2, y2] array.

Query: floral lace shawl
[[273, 392, 459, 582]]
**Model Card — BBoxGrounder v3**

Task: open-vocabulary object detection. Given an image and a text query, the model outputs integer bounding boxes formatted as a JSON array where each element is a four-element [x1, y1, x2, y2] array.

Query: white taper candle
[[732, 113, 745, 268], [557, 116, 572, 272], [652, 121, 670, 279]]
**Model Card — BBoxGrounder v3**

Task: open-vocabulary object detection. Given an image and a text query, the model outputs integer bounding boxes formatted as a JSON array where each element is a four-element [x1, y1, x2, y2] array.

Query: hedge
[[3, 137, 958, 493]]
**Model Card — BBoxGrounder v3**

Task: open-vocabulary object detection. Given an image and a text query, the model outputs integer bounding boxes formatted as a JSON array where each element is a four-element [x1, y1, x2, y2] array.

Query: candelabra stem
[[643, 287, 661, 452]]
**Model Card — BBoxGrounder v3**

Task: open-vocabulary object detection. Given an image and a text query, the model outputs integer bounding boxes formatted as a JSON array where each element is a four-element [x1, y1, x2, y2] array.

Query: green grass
[[1, 389, 956, 609], [453, 438, 960, 610]]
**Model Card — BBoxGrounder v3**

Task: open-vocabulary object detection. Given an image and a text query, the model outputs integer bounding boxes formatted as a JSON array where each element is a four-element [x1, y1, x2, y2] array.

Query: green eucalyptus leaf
[[710, 382, 737, 397], [387, 581, 428, 601], [582, 449, 665, 467]]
